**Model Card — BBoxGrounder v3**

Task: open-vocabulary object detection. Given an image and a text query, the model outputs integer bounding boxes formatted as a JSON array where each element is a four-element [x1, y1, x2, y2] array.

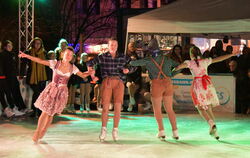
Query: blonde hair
[[58, 38, 68, 48], [81, 52, 88, 58]]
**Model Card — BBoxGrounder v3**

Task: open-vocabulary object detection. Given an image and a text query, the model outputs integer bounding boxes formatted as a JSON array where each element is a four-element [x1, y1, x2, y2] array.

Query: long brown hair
[[62, 46, 75, 64], [29, 37, 45, 52], [170, 44, 183, 63], [190, 46, 203, 67]]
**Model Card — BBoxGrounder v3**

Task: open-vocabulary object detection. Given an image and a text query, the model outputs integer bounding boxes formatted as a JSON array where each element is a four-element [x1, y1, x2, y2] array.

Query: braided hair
[[190, 46, 203, 67]]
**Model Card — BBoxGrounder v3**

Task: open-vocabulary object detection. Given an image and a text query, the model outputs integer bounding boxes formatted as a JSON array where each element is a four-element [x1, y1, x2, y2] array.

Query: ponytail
[[194, 58, 199, 67], [190, 46, 202, 67]]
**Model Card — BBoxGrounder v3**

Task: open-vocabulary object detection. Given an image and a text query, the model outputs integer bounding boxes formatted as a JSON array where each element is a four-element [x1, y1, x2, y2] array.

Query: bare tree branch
[[60, 0, 119, 47], [73, 10, 117, 47], [61, 0, 77, 37], [82, 26, 114, 43]]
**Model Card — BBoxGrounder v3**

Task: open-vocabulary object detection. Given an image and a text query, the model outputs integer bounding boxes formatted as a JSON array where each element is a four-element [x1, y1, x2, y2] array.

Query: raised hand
[[18, 51, 28, 58], [18, 51, 50, 66]]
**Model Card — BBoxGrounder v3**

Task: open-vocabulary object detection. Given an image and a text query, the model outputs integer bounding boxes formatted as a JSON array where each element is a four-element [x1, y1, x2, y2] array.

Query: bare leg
[[151, 97, 164, 131], [33, 112, 48, 143], [205, 105, 219, 139], [162, 95, 177, 131], [101, 103, 110, 127], [39, 115, 53, 139], [196, 106, 211, 122], [196, 106, 217, 133], [207, 105, 215, 121], [113, 103, 122, 128]]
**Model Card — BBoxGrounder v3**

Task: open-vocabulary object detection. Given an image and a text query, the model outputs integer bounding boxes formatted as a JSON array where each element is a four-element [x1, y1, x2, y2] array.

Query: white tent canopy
[[127, 0, 250, 39]]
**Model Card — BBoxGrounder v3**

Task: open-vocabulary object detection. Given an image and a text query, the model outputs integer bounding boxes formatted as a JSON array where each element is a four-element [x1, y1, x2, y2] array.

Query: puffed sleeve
[[72, 64, 80, 74], [204, 57, 212, 67], [49, 60, 57, 69], [184, 60, 191, 68]]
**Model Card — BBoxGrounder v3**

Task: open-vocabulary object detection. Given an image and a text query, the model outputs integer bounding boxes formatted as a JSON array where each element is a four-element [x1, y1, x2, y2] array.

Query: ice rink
[[0, 112, 250, 158]]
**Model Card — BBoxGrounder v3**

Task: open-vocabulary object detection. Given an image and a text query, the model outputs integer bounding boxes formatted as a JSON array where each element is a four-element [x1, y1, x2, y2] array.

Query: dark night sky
[[0, 0, 19, 45], [0, 0, 18, 17], [0, 0, 62, 51]]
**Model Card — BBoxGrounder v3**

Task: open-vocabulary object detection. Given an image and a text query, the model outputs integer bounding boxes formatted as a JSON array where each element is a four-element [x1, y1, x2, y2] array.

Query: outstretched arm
[[19, 51, 49, 66], [76, 71, 91, 79], [80, 67, 99, 82], [173, 63, 188, 71], [74, 64, 98, 81], [212, 53, 235, 64]]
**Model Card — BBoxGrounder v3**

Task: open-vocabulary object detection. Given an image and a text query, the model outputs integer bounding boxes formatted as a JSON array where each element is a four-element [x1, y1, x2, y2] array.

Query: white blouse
[[49, 60, 79, 77]]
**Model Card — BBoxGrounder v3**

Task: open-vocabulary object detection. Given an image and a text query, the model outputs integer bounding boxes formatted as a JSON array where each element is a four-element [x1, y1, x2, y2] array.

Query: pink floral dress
[[184, 58, 219, 109], [34, 60, 79, 116]]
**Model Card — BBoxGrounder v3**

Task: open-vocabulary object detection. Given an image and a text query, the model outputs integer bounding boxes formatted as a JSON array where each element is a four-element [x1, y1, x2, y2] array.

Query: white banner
[[172, 74, 235, 113]]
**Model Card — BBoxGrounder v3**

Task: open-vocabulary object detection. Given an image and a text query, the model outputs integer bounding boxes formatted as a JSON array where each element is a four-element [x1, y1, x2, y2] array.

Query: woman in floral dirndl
[[174, 46, 238, 140], [19, 46, 93, 144]]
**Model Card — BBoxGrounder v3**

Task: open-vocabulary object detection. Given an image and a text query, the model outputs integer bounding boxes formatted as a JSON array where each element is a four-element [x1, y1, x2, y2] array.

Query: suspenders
[[150, 56, 168, 79]]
